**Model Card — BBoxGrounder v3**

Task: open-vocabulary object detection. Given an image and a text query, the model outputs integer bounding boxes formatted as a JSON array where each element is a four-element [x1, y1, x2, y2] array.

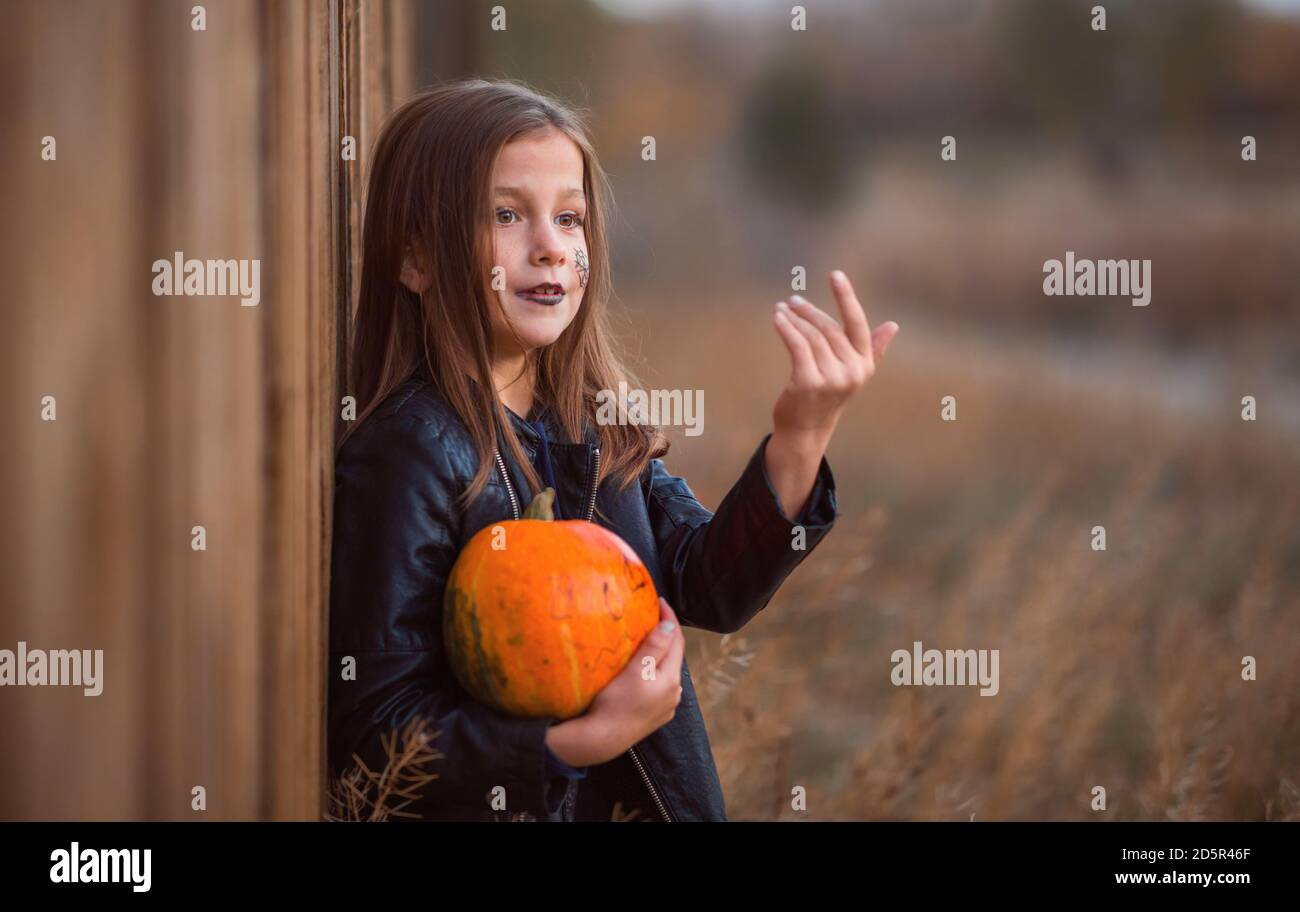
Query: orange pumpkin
[[443, 488, 660, 719]]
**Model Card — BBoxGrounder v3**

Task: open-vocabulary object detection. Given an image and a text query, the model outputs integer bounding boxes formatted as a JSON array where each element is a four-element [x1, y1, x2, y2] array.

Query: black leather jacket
[[327, 369, 838, 821]]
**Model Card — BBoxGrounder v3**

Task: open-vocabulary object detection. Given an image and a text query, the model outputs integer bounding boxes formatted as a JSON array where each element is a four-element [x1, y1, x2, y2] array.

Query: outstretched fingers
[[778, 301, 842, 379], [774, 304, 822, 384], [829, 270, 874, 363], [788, 295, 858, 364]]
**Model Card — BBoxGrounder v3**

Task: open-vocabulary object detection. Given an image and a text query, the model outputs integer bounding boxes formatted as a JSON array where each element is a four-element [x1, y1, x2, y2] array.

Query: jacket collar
[[439, 371, 597, 450], [502, 404, 597, 444]]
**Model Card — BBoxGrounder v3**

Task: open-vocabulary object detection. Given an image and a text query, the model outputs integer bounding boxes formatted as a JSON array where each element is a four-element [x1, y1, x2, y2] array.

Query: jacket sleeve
[[643, 432, 837, 635], [328, 413, 571, 820]]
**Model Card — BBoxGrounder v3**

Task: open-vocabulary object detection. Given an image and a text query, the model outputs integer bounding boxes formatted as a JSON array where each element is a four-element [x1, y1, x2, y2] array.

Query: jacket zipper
[[495, 443, 675, 822], [584, 447, 600, 521], [628, 743, 675, 822], [494, 446, 602, 523], [493, 449, 521, 520]]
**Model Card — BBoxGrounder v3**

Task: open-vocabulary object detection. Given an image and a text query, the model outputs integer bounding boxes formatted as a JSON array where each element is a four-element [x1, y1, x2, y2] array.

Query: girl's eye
[[494, 207, 585, 229]]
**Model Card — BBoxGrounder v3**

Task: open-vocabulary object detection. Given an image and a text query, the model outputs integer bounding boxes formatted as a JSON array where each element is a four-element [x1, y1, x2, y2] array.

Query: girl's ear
[[399, 241, 432, 294]]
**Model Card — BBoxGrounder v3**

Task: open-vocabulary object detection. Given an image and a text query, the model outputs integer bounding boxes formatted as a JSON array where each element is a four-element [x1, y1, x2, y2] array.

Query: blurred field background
[[3, 0, 1297, 822], [472, 0, 1300, 820]]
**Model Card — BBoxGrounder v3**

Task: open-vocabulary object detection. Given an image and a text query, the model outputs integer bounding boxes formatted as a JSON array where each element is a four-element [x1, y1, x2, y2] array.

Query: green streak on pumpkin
[[475, 549, 513, 697], [448, 543, 510, 710], [448, 583, 502, 708], [466, 602, 503, 703]]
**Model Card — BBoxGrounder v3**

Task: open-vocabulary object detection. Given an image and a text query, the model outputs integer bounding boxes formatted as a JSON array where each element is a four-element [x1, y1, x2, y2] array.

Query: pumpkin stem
[[522, 487, 556, 521]]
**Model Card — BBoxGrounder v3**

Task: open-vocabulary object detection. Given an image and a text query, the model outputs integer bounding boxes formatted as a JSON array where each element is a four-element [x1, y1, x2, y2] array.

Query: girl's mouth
[[516, 288, 565, 306]]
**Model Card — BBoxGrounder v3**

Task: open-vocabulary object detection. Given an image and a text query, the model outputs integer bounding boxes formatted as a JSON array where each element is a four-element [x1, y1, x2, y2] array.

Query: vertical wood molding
[[260, 0, 341, 821], [260, 0, 422, 821], [320, 0, 420, 818]]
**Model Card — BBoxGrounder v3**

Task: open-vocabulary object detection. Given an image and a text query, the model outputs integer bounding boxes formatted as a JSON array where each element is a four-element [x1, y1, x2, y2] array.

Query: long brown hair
[[342, 78, 666, 510]]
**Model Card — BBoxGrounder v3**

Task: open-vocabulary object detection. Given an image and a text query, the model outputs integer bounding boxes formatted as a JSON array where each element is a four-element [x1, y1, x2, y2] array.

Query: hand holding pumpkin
[[546, 597, 684, 767], [443, 488, 684, 767]]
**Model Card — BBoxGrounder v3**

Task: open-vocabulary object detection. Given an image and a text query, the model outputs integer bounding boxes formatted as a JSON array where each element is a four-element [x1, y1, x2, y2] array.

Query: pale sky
[[593, 0, 1300, 19]]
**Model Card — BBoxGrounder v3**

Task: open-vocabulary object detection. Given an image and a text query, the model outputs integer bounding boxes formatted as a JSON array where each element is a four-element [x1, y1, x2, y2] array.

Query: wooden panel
[[0, 0, 439, 822], [0, 0, 266, 820]]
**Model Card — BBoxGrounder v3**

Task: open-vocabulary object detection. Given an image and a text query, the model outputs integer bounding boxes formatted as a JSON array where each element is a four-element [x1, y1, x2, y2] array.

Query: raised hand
[[766, 270, 898, 517]]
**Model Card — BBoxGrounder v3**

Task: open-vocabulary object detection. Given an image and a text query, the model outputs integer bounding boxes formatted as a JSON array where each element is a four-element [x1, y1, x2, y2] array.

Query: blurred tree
[[1003, 0, 1244, 134], [1134, 0, 1241, 129], [1003, 0, 1123, 141], [411, 0, 482, 87], [476, 0, 613, 108], [737, 61, 857, 213]]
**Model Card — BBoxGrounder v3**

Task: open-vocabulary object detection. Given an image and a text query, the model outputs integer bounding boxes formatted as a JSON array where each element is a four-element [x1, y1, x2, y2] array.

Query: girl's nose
[[531, 226, 567, 266], [533, 245, 566, 267]]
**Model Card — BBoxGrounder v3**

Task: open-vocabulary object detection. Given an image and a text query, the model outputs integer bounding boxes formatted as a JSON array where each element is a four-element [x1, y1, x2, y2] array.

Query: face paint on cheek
[[574, 248, 589, 289]]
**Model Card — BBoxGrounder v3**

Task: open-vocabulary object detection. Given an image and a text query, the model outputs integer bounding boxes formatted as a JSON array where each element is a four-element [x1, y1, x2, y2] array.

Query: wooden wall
[[0, 0, 465, 821]]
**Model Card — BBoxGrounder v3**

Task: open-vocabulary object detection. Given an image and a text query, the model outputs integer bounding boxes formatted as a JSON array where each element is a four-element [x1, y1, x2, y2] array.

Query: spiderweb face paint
[[575, 248, 589, 289]]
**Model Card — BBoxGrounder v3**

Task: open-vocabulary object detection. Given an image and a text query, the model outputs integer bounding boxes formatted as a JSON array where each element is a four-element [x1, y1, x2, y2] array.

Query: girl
[[328, 78, 899, 822]]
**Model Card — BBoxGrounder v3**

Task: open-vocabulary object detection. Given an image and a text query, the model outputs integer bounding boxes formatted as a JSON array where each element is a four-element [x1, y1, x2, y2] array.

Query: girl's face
[[488, 126, 589, 358]]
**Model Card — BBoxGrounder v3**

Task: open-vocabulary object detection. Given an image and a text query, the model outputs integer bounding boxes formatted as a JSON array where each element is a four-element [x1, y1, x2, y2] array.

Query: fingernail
[[791, 295, 806, 304], [776, 300, 788, 311], [832, 270, 846, 285], [659, 620, 676, 634]]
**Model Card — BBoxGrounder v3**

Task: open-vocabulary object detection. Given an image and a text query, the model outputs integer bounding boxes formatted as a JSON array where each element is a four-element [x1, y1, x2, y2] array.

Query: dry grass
[[640, 301, 1300, 821], [325, 718, 443, 822]]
